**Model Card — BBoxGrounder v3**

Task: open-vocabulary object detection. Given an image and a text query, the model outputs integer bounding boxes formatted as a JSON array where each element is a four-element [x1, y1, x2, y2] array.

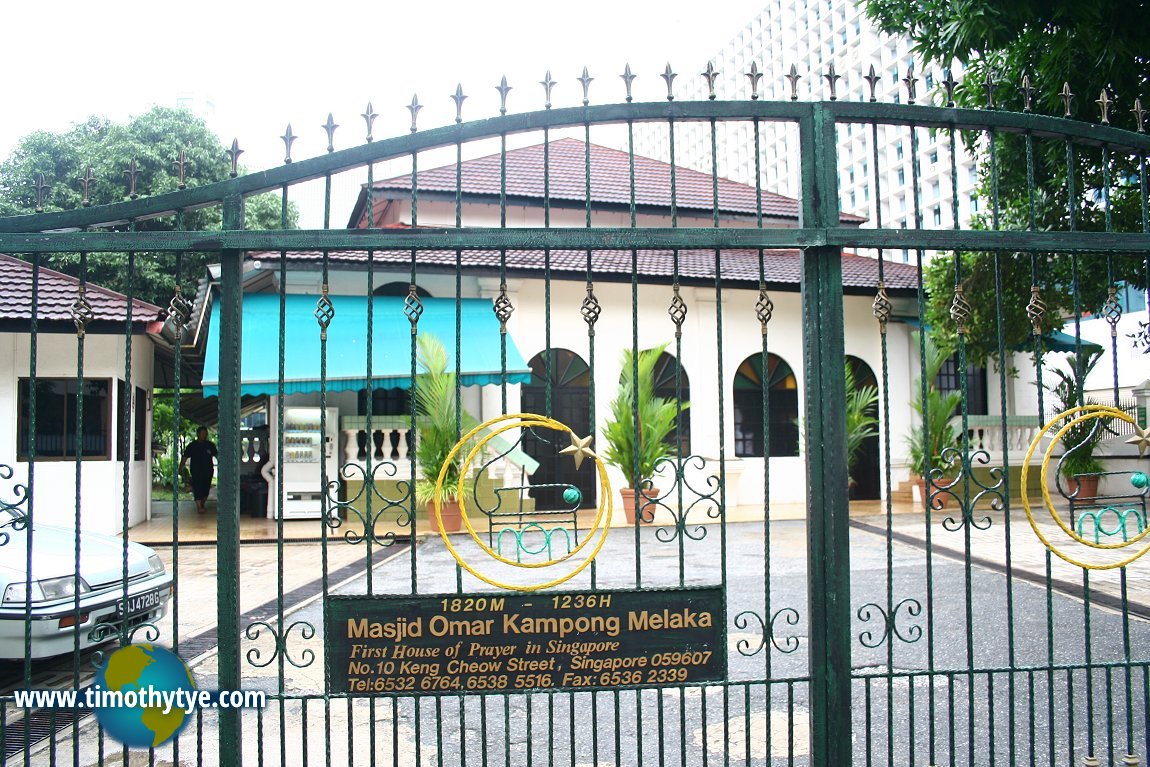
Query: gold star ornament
[[559, 433, 597, 470], [1127, 426, 1150, 459]]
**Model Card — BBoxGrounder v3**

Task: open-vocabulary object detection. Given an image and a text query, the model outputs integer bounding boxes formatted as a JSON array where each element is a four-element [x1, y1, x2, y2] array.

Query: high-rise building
[[635, 0, 981, 264]]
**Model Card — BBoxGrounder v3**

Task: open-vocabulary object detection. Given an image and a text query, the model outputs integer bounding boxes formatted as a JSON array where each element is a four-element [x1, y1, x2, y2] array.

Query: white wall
[[0, 332, 153, 534], [506, 276, 913, 507]]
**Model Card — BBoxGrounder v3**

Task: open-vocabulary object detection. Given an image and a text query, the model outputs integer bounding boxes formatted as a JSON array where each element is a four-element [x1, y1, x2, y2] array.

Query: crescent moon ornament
[[431, 413, 613, 592], [1021, 405, 1150, 570]]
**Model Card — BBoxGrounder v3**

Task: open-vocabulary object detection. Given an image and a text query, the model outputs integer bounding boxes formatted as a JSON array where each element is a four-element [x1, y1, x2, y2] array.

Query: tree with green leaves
[[0, 107, 297, 306], [866, 0, 1149, 363]]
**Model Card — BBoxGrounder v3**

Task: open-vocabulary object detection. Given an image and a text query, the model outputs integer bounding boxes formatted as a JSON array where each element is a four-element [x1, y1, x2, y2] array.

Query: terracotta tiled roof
[[355, 138, 866, 228], [0, 253, 164, 327], [247, 248, 918, 293]]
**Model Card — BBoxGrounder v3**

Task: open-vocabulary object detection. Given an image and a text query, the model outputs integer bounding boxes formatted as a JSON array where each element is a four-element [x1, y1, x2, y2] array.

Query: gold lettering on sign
[[627, 609, 713, 631]]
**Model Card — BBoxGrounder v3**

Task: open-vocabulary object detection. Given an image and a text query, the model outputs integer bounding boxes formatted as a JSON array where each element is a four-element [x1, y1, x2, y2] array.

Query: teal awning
[[900, 317, 1104, 354], [1037, 329, 1103, 354], [202, 294, 531, 397]]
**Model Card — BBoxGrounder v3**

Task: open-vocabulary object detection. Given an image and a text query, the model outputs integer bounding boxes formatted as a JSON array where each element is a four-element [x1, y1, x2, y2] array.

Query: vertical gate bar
[[708, 113, 730, 767], [908, 670, 916, 765], [217, 192, 245, 767], [626, 116, 643, 765], [986, 119, 1022, 767], [1022, 123, 1060, 767], [951, 243, 978, 766], [751, 118, 775, 715], [171, 226, 185, 767], [799, 102, 851, 767], [71, 249, 88, 764], [22, 251, 39, 766], [867, 106, 897, 767], [947, 672, 955, 766], [583, 108, 596, 581], [276, 182, 288, 767], [987, 673, 996, 766], [1068, 668, 1077, 765]]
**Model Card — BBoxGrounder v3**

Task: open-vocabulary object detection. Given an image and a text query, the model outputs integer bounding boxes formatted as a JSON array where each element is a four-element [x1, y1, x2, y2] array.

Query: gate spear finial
[[661, 63, 677, 101], [1096, 88, 1112, 124], [621, 64, 636, 103], [497, 76, 512, 115], [34, 173, 50, 212], [124, 157, 142, 197], [225, 141, 242, 178], [1060, 82, 1075, 117], [281, 124, 297, 164], [407, 95, 422, 133], [824, 63, 841, 101], [702, 61, 719, 100], [78, 166, 95, 206], [786, 64, 801, 101], [173, 151, 187, 190], [1134, 98, 1147, 133], [746, 62, 762, 100], [1021, 75, 1035, 112], [578, 67, 593, 106], [540, 70, 556, 109], [864, 65, 880, 102], [362, 102, 378, 142], [902, 64, 918, 105], [322, 114, 339, 153], [452, 84, 467, 124], [941, 69, 957, 107]]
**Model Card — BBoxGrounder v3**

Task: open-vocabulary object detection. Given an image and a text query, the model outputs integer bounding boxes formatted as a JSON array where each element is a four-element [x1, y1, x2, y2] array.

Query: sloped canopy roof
[[247, 247, 920, 294], [0, 253, 163, 331], [350, 138, 866, 229]]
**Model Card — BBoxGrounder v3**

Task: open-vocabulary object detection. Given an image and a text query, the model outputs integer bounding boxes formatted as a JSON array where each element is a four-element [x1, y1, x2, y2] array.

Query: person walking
[[179, 427, 218, 513]]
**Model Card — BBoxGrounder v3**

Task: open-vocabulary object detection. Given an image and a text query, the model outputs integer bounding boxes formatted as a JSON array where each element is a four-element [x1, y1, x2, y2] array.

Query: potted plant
[[905, 333, 962, 509], [602, 344, 688, 524], [414, 334, 478, 534], [1047, 349, 1109, 500], [845, 361, 879, 498]]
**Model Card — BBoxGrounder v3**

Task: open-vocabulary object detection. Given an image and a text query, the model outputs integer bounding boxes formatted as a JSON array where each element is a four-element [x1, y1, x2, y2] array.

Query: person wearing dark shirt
[[179, 427, 218, 513]]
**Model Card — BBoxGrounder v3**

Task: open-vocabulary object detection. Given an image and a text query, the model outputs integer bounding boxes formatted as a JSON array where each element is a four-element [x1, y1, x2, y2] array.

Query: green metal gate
[[0, 65, 1148, 766]]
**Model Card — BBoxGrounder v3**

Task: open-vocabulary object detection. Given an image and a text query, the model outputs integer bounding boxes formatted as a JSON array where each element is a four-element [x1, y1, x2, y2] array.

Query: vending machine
[[263, 402, 339, 519]]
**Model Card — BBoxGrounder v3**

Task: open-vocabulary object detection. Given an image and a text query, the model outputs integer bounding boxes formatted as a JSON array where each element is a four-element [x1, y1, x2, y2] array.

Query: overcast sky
[[2, 0, 768, 224]]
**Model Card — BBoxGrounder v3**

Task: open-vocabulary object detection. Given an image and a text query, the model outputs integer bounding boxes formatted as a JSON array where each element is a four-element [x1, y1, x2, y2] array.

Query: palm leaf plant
[[844, 361, 879, 487], [602, 344, 688, 489], [1047, 348, 1109, 481], [413, 334, 478, 507], [905, 332, 962, 481]]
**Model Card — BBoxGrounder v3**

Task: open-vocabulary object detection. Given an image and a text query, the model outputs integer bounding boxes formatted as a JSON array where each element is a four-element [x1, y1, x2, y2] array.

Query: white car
[[0, 511, 172, 660]]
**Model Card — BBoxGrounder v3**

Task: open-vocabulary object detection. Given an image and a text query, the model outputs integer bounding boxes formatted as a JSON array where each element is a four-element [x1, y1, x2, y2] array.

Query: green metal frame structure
[[0, 71, 1148, 766]]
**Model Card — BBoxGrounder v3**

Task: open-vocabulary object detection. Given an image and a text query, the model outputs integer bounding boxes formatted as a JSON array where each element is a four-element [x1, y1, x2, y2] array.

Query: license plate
[[115, 587, 166, 618]]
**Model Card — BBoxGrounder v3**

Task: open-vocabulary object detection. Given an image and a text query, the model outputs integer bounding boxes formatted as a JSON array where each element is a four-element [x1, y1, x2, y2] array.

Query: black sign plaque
[[325, 586, 725, 695]]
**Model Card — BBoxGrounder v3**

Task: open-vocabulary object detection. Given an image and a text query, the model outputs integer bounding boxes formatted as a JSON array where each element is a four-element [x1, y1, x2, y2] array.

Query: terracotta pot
[[1066, 475, 1099, 501], [914, 477, 949, 510], [618, 487, 657, 525], [429, 498, 462, 534]]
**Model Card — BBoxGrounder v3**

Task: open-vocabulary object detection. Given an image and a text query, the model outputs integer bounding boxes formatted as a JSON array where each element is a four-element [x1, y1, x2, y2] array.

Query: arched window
[[845, 356, 880, 500], [521, 349, 594, 508], [373, 281, 431, 298], [650, 352, 691, 456], [733, 353, 799, 457]]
